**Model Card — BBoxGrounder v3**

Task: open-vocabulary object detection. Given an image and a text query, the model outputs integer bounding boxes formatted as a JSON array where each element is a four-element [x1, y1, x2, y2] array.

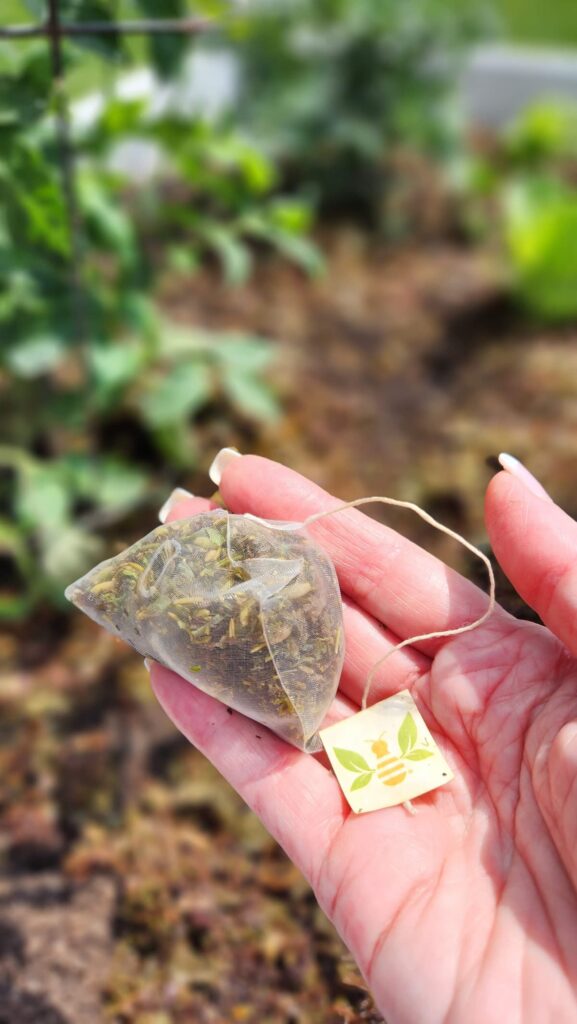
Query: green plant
[[453, 98, 577, 322], [0, 2, 306, 619], [228, 0, 487, 224], [2, 321, 281, 614], [504, 176, 577, 321], [78, 96, 323, 283], [504, 100, 577, 167]]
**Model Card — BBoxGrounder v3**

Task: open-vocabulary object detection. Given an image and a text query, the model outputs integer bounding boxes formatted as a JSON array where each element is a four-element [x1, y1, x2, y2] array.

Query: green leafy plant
[[0, 1, 304, 619], [502, 103, 577, 320], [454, 98, 577, 322], [78, 98, 323, 284], [504, 176, 577, 321], [2, 318, 280, 614], [504, 100, 577, 167], [228, 0, 488, 224]]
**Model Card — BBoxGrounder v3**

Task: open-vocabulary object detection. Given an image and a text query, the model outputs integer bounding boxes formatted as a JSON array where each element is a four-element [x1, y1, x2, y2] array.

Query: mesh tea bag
[[65, 510, 344, 752], [65, 490, 495, 763]]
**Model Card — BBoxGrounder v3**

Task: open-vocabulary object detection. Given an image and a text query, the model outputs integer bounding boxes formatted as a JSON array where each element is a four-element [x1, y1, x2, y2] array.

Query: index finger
[[216, 454, 501, 654]]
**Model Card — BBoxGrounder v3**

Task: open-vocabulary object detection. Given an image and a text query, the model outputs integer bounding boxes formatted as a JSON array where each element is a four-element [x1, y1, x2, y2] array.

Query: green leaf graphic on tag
[[350, 772, 373, 791], [321, 690, 454, 814], [333, 748, 372, 773], [398, 712, 418, 756]]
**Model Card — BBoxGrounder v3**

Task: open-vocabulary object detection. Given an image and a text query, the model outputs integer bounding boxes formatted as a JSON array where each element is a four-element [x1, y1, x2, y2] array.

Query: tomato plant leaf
[[135, 0, 190, 76], [139, 361, 213, 428], [222, 370, 280, 422]]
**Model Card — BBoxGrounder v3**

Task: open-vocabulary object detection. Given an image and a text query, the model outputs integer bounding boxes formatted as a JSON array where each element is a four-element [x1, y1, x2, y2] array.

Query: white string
[[299, 497, 495, 709]]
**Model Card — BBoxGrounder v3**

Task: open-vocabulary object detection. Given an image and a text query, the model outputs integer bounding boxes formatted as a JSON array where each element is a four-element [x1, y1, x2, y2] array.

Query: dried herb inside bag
[[65, 510, 344, 752]]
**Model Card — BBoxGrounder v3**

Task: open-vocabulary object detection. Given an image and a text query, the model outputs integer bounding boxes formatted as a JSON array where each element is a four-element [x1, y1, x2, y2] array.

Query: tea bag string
[[299, 497, 496, 710]]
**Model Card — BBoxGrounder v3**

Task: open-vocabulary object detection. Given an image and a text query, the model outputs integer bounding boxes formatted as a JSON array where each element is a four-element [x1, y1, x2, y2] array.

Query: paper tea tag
[[320, 689, 454, 814]]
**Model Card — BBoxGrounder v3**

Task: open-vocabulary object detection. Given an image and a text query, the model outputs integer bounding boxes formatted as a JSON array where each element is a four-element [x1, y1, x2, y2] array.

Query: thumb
[[485, 468, 577, 656]]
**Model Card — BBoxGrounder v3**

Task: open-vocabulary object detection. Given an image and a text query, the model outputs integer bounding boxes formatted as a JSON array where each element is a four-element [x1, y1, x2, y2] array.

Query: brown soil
[[2, 227, 577, 1023], [162, 226, 577, 562]]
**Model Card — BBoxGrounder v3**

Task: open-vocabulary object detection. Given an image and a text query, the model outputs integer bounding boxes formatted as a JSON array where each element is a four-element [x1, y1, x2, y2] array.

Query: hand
[[149, 456, 577, 1024]]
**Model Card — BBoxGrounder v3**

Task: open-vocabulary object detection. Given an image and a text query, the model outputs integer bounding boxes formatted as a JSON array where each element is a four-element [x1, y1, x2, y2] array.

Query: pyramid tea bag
[[65, 510, 344, 752], [65, 489, 495, 765]]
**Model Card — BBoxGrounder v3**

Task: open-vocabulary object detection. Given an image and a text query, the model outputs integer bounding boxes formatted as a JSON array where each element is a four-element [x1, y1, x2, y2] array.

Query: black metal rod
[[46, 0, 86, 345], [0, 17, 211, 39]]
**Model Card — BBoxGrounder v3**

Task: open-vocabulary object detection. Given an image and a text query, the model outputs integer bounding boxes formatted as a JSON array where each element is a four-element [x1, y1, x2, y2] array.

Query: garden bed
[[2, 227, 577, 1023]]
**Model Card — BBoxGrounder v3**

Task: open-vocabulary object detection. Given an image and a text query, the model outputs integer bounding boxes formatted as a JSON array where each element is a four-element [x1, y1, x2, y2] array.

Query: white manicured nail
[[144, 658, 153, 672], [498, 453, 552, 501], [158, 487, 195, 523], [208, 447, 242, 486]]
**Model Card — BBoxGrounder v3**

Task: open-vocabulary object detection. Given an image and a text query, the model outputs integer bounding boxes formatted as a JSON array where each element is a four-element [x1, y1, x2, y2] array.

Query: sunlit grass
[[497, 0, 577, 46]]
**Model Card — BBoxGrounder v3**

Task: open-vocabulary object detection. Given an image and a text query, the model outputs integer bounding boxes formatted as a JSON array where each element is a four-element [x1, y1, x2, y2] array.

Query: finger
[[149, 663, 347, 883], [218, 455, 500, 655], [486, 471, 577, 656], [163, 495, 215, 522], [340, 599, 430, 707]]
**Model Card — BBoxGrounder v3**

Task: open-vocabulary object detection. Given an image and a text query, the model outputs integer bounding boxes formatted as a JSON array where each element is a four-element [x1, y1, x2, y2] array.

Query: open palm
[[150, 457, 577, 1024]]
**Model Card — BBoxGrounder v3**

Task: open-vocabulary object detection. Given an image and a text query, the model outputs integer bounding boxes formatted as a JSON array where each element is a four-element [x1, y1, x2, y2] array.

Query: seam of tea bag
[[245, 514, 345, 750], [225, 509, 236, 567], [137, 537, 183, 599], [227, 513, 311, 748], [259, 591, 309, 751], [299, 497, 496, 710], [243, 513, 304, 532]]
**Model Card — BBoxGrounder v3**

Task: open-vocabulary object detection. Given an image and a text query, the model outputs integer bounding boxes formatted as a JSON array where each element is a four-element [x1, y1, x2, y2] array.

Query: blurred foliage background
[[1, 2, 577, 1022]]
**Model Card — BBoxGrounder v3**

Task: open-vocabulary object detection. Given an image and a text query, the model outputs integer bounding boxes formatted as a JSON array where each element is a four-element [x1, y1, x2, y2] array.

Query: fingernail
[[557, 721, 577, 759], [158, 487, 194, 523], [144, 657, 153, 672], [498, 453, 552, 501], [208, 447, 242, 486]]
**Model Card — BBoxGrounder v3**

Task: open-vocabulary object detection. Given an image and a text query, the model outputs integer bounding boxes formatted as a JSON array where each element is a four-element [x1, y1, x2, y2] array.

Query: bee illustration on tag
[[370, 737, 408, 787], [333, 712, 435, 793]]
